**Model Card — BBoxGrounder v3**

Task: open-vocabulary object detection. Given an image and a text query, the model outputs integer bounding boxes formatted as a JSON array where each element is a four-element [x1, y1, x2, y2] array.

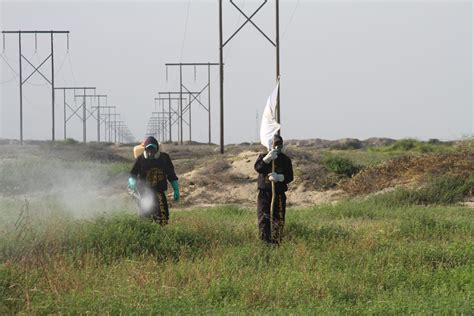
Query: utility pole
[[86, 95, 107, 142], [115, 121, 125, 143], [99, 106, 117, 142], [157, 91, 199, 143], [152, 98, 171, 143], [218, 0, 281, 151], [165, 62, 219, 144], [73, 91, 101, 142], [98, 106, 115, 143], [147, 116, 162, 140], [109, 113, 120, 143], [156, 94, 187, 143], [54, 87, 96, 141], [219, 0, 224, 153], [151, 111, 170, 143], [3, 30, 70, 143]]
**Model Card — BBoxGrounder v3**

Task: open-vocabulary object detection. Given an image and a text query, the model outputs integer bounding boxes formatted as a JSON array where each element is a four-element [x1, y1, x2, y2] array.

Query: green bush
[[370, 174, 474, 207], [63, 138, 79, 145], [323, 156, 360, 177], [391, 139, 419, 151], [428, 138, 441, 144]]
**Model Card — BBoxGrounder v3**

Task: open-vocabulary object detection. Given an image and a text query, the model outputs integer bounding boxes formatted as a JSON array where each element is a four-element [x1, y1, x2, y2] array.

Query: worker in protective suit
[[128, 136, 180, 225], [254, 134, 293, 244]]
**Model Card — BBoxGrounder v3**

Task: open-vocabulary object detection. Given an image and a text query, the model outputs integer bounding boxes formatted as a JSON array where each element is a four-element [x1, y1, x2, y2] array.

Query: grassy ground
[[1, 200, 472, 314], [0, 140, 473, 313]]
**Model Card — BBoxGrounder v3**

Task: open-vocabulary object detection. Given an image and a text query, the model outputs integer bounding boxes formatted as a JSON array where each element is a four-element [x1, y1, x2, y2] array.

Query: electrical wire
[[0, 53, 19, 84], [281, 0, 300, 40], [0, 53, 19, 76], [180, 0, 191, 62], [0, 74, 18, 84], [54, 52, 68, 77], [66, 53, 77, 86]]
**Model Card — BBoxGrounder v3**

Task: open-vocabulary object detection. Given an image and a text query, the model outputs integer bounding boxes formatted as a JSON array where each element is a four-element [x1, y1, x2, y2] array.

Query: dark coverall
[[254, 152, 293, 243], [130, 152, 178, 225]]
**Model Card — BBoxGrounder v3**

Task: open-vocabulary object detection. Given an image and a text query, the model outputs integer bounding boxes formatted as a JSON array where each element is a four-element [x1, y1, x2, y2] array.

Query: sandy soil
[[178, 150, 345, 208]]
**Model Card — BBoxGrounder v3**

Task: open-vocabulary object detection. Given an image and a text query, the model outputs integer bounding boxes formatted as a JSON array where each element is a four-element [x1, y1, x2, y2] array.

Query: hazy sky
[[0, 0, 472, 144]]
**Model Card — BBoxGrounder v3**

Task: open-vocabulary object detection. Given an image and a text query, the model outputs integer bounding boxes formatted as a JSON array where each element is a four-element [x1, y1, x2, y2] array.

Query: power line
[[180, 0, 191, 62], [0, 74, 18, 84], [282, 0, 300, 39], [0, 53, 19, 76], [66, 53, 77, 86]]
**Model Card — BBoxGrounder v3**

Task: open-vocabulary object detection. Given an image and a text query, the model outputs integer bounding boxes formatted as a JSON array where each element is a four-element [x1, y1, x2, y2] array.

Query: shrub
[[428, 138, 441, 144], [390, 139, 419, 151], [63, 138, 79, 145], [323, 156, 360, 178], [370, 174, 474, 206]]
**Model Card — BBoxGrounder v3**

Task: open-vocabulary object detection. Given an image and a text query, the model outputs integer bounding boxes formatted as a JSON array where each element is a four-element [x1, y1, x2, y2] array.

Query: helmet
[[144, 136, 159, 149], [143, 136, 159, 159]]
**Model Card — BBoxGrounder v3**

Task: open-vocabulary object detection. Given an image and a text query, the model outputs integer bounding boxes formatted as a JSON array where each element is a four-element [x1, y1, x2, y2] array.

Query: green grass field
[[1, 199, 472, 314], [1, 140, 473, 314]]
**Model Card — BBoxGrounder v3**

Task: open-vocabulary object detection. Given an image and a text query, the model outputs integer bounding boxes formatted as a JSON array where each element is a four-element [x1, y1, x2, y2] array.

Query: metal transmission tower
[[108, 113, 120, 143], [165, 62, 219, 145], [54, 87, 96, 141], [121, 126, 135, 144], [152, 98, 170, 143], [146, 116, 161, 139], [73, 91, 104, 142], [85, 94, 108, 142], [156, 91, 199, 144], [219, 0, 281, 153], [151, 111, 170, 143], [154, 95, 186, 143], [2, 30, 70, 143], [98, 106, 116, 142], [114, 121, 126, 143]]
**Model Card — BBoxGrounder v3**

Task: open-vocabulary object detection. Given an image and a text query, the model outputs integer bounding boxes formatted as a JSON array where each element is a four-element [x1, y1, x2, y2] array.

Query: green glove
[[171, 180, 180, 202], [128, 177, 137, 190]]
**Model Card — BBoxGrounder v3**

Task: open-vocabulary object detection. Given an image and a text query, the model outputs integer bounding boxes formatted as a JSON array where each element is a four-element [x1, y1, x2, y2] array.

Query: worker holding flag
[[254, 81, 293, 244]]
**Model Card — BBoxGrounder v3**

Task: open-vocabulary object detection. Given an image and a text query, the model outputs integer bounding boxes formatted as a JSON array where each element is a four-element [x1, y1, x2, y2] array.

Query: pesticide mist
[[0, 143, 137, 229]]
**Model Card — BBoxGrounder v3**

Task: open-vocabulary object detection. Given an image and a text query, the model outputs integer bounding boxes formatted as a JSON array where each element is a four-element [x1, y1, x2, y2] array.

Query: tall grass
[[1, 202, 472, 314], [369, 174, 474, 207]]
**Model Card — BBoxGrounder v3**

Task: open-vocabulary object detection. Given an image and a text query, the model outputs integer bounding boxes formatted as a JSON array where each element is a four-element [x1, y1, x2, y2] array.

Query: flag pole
[[271, 0, 281, 242], [270, 81, 280, 242]]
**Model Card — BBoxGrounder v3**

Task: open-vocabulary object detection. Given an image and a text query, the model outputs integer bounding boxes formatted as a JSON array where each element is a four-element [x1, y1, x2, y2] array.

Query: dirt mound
[[341, 152, 474, 195], [179, 151, 258, 207], [176, 150, 343, 207]]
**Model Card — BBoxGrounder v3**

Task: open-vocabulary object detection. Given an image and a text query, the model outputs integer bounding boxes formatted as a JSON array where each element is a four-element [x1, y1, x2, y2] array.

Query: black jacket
[[130, 152, 178, 192], [254, 152, 293, 192]]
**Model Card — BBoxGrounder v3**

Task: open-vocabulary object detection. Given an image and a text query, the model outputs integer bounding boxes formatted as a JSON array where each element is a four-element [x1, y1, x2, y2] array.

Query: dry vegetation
[[342, 152, 474, 195]]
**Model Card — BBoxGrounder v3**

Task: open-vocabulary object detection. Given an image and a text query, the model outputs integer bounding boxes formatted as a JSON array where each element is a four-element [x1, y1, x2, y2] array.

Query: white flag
[[260, 81, 280, 150]]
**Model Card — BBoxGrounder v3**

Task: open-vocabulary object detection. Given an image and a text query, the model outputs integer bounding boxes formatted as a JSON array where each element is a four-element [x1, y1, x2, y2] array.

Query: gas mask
[[144, 145, 159, 159], [272, 135, 284, 153]]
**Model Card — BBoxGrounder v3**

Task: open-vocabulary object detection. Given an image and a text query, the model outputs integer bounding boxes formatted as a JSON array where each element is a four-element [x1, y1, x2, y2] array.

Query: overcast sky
[[0, 0, 472, 144]]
